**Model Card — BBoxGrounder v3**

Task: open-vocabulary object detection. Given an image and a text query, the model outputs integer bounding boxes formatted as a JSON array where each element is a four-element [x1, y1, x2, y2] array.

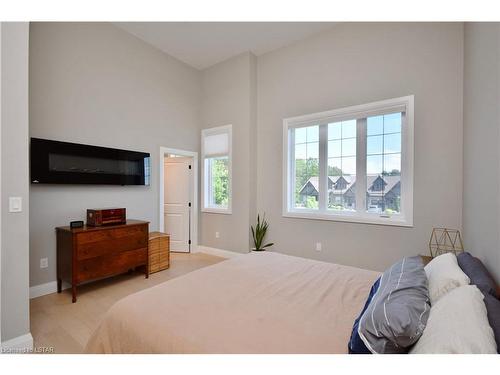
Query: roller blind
[[203, 132, 229, 158]]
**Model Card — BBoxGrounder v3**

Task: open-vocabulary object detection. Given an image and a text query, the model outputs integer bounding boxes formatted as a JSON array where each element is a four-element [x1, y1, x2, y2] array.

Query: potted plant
[[251, 214, 274, 251]]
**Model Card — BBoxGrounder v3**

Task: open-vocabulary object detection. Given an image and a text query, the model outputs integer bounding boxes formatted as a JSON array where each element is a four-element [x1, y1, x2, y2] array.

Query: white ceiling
[[114, 22, 336, 70]]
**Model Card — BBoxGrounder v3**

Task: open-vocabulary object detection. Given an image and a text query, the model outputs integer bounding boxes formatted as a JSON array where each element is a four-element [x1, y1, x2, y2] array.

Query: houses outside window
[[202, 125, 232, 214], [283, 96, 414, 226]]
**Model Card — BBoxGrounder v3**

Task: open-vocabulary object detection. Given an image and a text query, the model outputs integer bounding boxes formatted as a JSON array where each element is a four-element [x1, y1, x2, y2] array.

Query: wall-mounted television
[[30, 138, 150, 185]]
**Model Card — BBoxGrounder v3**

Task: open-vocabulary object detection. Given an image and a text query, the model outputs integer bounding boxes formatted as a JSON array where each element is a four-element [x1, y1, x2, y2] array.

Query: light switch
[[9, 197, 22, 213]]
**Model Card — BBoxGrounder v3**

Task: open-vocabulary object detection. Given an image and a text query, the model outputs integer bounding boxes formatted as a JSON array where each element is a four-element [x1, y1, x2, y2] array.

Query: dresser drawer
[[77, 247, 148, 283], [76, 225, 147, 260]]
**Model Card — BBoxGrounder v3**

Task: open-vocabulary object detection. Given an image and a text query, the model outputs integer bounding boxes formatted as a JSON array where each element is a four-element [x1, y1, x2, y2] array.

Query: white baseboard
[[30, 280, 71, 299], [195, 245, 243, 259], [1, 333, 33, 353]]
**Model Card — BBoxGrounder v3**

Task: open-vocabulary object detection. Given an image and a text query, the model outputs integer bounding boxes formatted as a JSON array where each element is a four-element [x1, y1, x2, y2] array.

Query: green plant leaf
[[251, 213, 273, 250]]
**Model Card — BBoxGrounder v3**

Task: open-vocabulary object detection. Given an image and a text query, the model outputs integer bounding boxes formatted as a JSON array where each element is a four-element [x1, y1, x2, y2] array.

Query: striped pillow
[[349, 256, 431, 354]]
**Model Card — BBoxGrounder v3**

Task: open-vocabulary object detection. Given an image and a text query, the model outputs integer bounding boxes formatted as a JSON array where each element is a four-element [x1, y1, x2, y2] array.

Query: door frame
[[159, 147, 198, 252]]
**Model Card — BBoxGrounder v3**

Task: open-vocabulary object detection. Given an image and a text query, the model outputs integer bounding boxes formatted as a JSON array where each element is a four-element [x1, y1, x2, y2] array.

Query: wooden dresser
[[56, 220, 149, 303]]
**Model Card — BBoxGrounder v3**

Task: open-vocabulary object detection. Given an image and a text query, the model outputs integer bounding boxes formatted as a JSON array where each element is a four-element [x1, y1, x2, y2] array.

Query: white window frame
[[201, 124, 232, 214], [282, 96, 414, 227]]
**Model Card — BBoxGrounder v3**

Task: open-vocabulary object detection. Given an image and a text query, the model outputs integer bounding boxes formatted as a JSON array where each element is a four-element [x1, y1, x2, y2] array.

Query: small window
[[202, 125, 232, 214], [283, 96, 414, 226]]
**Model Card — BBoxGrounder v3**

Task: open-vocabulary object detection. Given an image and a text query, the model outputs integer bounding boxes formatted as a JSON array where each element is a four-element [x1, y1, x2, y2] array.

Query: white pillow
[[410, 285, 497, 354], [424, 252, 470, 304]]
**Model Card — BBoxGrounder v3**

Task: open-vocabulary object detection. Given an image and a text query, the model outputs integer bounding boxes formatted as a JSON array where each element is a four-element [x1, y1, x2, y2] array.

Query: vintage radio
[[86, 208, 126, 226]]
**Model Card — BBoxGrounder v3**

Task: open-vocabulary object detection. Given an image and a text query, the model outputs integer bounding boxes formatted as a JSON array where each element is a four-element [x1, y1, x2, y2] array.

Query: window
[[293, 125, 319, 209], [202, 125, 232, 214], [283, 96, 413, 226]]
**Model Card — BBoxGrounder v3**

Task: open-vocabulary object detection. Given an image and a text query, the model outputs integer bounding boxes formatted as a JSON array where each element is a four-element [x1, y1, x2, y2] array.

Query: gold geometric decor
[[428, 228, 464, 258]]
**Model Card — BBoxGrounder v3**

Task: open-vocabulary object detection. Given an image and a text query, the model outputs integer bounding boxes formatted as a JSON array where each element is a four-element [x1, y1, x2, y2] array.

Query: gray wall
[[463, 23, 500, 281], [200, 52, 257, 252], [256, 23, 464, 272], [29, 23, 201, 287], [1, 22, 30, 342]]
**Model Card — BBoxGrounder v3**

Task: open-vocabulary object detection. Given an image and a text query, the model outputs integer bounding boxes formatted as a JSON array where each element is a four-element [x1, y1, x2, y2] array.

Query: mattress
[[85, 251, 379, 353]]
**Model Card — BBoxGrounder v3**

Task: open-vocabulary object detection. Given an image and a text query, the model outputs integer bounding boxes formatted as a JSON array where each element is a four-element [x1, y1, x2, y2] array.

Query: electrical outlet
[[215, 231, 220, 239], [315, 242, 322, 251], [40, 258, 48, 269], [9, 197, 22, 213]]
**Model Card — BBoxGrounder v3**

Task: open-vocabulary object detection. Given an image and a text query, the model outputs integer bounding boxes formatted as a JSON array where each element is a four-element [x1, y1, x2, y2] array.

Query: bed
[[85, 251, 379, 354]]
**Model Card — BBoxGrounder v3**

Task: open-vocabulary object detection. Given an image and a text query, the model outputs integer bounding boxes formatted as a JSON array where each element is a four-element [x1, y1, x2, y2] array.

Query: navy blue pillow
[[348, 277, 380, 354], [457, 252, 498, 298]]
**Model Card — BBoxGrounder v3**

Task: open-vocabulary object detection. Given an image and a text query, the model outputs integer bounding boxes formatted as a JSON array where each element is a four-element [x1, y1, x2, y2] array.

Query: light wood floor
[[30, 252, 225, 354]]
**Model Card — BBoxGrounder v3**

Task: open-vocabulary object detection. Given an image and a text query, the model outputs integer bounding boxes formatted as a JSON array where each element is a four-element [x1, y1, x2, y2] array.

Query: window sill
[[202, 207, 232, 215], [283, 209, 413, 227]]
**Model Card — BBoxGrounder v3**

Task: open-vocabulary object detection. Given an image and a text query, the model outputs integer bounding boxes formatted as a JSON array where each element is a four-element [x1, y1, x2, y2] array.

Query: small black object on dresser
[[70, 220, 84, 229]]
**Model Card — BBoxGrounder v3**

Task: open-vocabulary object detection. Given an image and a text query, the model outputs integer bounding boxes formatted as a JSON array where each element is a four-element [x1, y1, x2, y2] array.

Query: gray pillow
[[457, 252, 498, 298], [483, 293, 500, 354], [357, 256, 431, 354]]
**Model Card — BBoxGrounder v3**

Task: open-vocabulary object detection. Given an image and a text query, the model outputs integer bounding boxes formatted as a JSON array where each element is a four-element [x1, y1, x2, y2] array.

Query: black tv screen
[[30, 138, 150, 185]]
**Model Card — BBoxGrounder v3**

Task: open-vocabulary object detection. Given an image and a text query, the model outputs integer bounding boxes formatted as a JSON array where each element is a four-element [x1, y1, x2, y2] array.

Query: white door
[[164, 157, 192, 252]]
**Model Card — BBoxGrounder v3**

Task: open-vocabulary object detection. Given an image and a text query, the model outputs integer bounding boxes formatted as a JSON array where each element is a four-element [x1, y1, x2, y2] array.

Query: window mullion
[[356, 118, 367, 214], [205, 158, 209, 207], [208, 159, 213, 207], [400, 111, 408, 217], [289, 128, 295, 211], [318, 124, 328, 211]]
